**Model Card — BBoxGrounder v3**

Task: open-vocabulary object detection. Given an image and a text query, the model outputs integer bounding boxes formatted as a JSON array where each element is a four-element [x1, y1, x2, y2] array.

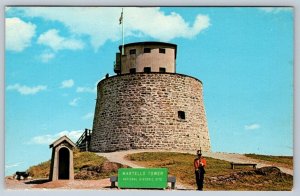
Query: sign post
[[118, 168, 168, 189]]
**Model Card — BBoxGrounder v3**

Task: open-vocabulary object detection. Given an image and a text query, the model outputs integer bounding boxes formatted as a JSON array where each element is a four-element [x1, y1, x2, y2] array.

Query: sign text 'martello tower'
[[89, 41, 211, 152]]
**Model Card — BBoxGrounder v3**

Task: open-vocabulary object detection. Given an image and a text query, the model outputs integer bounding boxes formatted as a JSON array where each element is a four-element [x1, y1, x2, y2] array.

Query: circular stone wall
[[89, 73, 211, 152]]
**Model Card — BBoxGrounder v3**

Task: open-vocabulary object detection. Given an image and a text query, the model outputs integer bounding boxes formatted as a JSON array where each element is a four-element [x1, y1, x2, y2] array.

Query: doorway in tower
[[58, 148, 70, 179]]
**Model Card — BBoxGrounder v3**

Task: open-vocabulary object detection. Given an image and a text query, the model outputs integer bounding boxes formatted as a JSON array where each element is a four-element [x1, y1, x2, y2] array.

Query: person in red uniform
[[194, 149, 206, 190]]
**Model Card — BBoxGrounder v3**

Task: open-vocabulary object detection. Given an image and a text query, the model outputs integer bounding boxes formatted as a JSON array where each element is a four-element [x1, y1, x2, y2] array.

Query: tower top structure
[[114, 41, 177, 74]]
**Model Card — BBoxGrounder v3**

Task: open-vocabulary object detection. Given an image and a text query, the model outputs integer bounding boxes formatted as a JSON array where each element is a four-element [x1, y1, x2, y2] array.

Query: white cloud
[[16, 7, 210, 50], [28, 130, 83, 145], [76, 86, 96, 93], [5, 162, 24, 169], [244, 123, 261, 130], [77, 80, 99, 93], [126, 9, 210, 41], [69, 97, 80, 106], [258, 7, 292, 14], [82, 112, 94, 120], [61, 79, 74, 88], [7, 83, 47, 95], [6, 17, 36, 52], [37, 29, 84, 51], [40, 51, 55, 62]]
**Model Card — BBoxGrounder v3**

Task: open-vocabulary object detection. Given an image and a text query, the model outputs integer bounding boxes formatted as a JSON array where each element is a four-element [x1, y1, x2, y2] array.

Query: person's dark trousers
[[195, 169, 205, 190]]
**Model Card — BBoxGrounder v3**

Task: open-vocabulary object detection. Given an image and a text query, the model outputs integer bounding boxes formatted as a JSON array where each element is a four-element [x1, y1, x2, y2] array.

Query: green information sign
[[118, 168, 168, 189]]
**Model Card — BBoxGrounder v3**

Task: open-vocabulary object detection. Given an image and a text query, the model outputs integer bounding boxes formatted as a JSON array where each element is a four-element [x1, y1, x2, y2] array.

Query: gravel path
[[204, 152, 293, 176], [5, 178, 112, 190]]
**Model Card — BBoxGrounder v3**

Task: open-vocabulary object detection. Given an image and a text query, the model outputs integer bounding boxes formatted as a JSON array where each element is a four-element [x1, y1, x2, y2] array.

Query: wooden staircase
[[76, 128, 92, 151]]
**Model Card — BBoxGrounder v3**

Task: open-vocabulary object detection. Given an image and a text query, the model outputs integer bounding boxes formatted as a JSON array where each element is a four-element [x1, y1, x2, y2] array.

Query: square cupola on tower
[[114, 42, 177, 74]]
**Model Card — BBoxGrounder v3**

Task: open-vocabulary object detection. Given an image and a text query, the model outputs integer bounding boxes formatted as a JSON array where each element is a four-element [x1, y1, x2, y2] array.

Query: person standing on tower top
[[194, 149, 206, 191]]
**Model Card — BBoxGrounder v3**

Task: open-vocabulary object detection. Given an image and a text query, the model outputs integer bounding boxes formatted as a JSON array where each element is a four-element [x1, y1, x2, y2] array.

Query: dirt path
[[205, 152, 293, 176], [96, 149, 293, 176], [5, 178, 112, 190]]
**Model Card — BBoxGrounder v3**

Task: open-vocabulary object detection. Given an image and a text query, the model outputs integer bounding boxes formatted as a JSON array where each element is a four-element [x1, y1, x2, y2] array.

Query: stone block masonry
[[89, 73, 211, 152]]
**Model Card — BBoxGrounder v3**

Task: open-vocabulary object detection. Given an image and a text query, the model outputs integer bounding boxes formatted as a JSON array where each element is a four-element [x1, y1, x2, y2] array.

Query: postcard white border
[[0, 1, 299, 196]]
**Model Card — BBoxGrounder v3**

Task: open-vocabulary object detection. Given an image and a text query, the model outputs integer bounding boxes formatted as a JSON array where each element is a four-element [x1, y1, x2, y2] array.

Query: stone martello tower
[[89, 41, 211, 152]]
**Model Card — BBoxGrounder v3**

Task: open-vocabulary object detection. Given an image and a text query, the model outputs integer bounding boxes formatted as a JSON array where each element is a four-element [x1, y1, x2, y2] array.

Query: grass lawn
[[126, 152, 293, 191]]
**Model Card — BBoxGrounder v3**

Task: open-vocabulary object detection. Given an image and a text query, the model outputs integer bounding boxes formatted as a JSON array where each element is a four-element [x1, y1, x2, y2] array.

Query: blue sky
[[5, 7, 293, 175]]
